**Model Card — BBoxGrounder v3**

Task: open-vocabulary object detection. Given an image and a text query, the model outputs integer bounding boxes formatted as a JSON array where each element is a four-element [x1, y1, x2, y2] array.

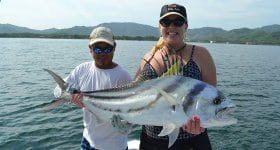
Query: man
[[55, 27, 131, 150]]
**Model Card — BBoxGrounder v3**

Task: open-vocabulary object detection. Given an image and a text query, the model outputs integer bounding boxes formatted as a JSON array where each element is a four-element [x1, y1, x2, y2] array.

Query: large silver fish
[[44, 69, 237, 148]]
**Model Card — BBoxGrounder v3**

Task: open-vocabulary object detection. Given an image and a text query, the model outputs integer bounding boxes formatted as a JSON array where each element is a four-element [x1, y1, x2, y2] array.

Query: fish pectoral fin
[[167, 128, 180, 148], [153, 87, 178, 108], [111, 114, 133, 134], [158, 124, 176, 136]]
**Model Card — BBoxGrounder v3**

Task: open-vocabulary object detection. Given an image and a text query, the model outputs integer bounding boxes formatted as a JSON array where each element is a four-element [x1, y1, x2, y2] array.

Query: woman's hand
[[71, 93, 84, 108], [182, 116, 205, 135]]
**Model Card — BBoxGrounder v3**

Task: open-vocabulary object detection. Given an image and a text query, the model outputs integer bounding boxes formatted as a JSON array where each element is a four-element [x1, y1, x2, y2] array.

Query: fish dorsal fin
[[162, 59, 182, 77], [132, 71, 150, 83], [153, 87, 178, 108]]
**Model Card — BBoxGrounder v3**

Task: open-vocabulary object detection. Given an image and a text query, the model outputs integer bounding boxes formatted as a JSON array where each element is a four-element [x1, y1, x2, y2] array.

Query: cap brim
[[89, 39, 114, 46], [160, 12, 186, 21]]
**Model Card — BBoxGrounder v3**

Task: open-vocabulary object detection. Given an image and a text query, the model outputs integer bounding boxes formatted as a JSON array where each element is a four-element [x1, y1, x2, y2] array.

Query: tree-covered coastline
[[0, 33, 159, 41], [1, 32, 280, 45], [1, 23, 280, 45]]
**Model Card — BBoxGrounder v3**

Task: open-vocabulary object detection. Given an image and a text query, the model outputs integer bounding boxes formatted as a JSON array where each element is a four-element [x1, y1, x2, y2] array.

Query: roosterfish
[[43, 68, 237, 148]]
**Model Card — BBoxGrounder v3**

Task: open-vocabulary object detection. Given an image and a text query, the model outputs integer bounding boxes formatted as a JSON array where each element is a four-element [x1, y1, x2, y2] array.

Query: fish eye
[[213, 97, 222, 105]]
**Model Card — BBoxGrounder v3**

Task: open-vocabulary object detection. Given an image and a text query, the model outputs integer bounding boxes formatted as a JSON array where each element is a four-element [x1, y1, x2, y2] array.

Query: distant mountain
[[98, 22, 159, 37], [1, 23, 280, 45], [188, 27, 227, 41], [0, 24, 39, 33], [257, 24, 280, 33], [0, 23, 159, 37], [52, 26, 92, 35], [187, 25, 280, 45], [40, 28, 60, 34]]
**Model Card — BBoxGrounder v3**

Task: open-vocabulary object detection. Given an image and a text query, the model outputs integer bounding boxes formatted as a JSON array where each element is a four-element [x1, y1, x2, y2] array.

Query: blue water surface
[[0, 38, 279, 149]]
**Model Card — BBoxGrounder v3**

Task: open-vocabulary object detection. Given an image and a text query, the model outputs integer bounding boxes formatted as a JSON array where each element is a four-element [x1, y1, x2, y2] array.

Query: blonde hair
[[151, 36, 165, 54]]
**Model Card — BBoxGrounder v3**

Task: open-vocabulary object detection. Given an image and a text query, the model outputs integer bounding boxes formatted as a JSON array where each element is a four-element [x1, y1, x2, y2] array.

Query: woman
[[135, 3, 216, 150]]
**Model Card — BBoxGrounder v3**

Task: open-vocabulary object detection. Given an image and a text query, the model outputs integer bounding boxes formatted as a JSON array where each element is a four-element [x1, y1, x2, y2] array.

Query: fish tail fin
[[43, 68, 67, 90], [43, 68, 72, 110], [42, 98, 68, 110]]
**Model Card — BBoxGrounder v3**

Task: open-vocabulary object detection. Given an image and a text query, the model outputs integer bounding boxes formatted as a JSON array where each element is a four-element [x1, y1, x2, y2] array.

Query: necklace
[[166, 43, 186, 54]]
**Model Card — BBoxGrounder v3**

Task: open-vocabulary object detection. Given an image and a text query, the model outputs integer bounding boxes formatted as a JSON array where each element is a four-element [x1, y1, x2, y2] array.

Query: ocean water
[[0, 38, 280, 150]]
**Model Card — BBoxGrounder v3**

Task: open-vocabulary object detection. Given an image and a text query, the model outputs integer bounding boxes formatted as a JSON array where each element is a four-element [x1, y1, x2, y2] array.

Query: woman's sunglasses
[[159, 18, 186, 27], [92, 46, 114, 54]]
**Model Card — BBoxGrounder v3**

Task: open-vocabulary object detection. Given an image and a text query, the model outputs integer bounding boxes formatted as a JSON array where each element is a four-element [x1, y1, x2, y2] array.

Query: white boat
[[128, 140, 140, 150]]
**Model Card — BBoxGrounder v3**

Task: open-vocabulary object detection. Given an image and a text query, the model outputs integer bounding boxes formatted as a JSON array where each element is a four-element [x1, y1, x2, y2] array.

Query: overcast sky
[[0, 0, 279, 30]]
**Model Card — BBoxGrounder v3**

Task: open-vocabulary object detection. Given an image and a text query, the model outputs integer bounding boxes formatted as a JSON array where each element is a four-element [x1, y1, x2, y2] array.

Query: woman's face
[[159, 14, 187, 45]]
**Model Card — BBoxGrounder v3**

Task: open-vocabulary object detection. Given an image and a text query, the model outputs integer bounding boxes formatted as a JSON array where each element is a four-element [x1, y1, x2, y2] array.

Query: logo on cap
[[160, 4, 187, 21]]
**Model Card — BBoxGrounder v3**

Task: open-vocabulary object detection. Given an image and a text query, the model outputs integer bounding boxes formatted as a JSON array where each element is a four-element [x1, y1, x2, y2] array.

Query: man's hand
[[71, 93, 84, 108]]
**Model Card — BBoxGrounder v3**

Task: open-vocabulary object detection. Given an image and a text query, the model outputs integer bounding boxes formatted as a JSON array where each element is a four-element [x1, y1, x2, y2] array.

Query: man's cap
[[160, 4, 187, 21], [89, 27, 115, 46]]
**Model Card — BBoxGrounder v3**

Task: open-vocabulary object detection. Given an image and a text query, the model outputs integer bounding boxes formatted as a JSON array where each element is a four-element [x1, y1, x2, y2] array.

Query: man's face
[[89, 42, 115, 69]]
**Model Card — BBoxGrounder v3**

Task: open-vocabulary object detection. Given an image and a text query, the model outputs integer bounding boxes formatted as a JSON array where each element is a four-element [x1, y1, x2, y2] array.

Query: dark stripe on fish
[[82, 86, 150, 100], [82, 78, 171, 101], [162, 76, 185, 93], [154, 76, 186, 102], [140, 77, 185, 111], [81, 82, 150, 100], [127, 96, 160, 113], [182, 82, 206, 112], [83, 92, 137, 99], [82, 82, 142, 94], [89, 94, 161, 113], [145, 76, 185, 111]]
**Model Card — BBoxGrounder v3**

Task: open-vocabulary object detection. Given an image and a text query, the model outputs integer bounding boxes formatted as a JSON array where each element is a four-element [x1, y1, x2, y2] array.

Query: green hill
[[0, 23, 280, 45]]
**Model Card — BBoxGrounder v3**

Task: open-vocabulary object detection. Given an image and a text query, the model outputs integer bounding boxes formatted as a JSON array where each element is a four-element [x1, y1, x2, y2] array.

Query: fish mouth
[[216, 106, 236, 120], [201, 106, 237, 128]]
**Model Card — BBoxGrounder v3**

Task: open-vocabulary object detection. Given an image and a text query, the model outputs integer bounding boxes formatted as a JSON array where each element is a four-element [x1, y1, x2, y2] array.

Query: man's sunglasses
[[92, 46, 114, 54], [159, 18, 186, 27]]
